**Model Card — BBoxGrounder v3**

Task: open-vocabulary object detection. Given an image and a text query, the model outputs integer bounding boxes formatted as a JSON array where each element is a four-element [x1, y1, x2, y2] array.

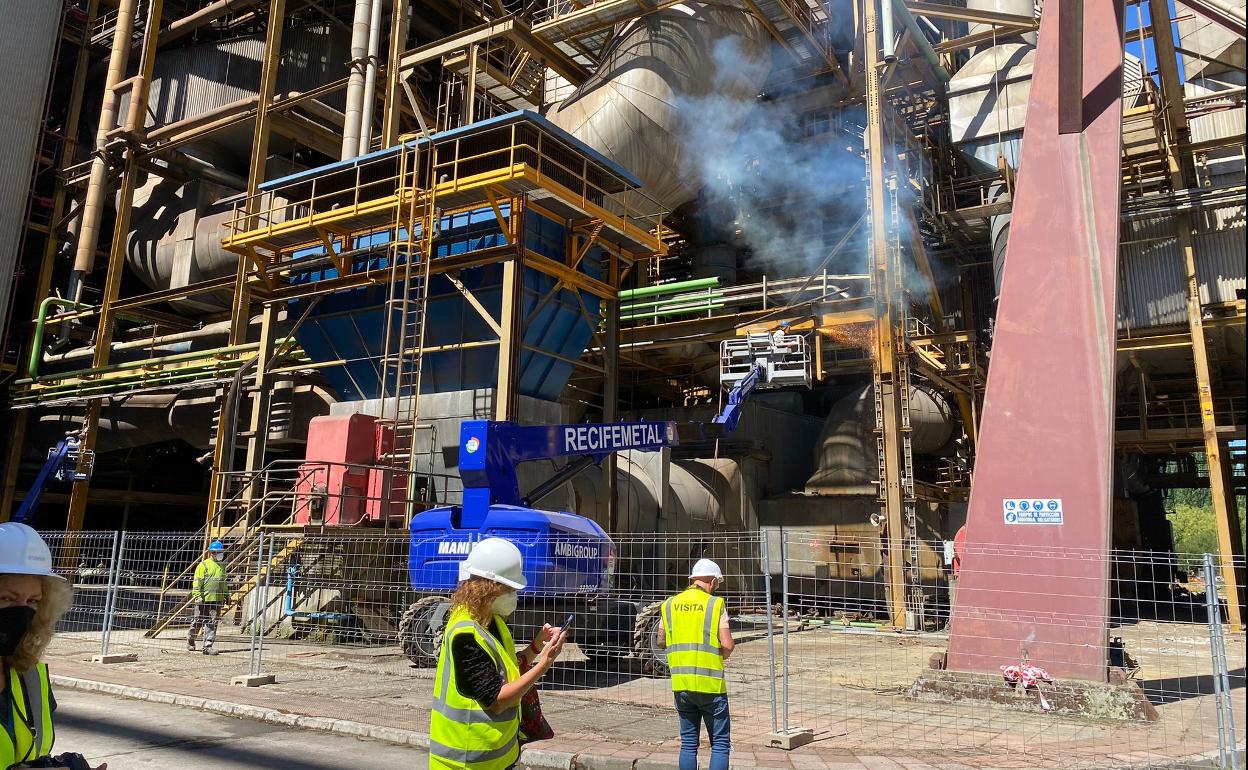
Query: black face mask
[[0, 606, 36, 657]]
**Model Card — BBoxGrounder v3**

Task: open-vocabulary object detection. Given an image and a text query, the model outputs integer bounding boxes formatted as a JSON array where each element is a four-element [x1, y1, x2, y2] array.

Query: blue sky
[[1123, 0, 1188, 83]]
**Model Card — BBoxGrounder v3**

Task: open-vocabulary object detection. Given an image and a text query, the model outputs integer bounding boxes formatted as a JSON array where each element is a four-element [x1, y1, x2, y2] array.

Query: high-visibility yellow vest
[[429, 606, 520, 770], [192, 558, 229, 603], [661, 587, 726, 694], [2, 662, 55, 767]]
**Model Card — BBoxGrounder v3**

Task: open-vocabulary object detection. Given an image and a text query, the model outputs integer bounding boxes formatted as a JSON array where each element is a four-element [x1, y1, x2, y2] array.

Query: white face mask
[[491, 592, 518, 617]]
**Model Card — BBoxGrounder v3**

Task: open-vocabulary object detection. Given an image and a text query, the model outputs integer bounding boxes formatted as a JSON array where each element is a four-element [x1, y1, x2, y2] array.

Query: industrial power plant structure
[[0, 0, 1244, 683]]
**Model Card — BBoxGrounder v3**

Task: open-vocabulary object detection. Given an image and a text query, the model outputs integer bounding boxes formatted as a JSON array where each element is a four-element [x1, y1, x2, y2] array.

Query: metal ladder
[[378, 137, 436, 518], [870, 117, 924, 627]]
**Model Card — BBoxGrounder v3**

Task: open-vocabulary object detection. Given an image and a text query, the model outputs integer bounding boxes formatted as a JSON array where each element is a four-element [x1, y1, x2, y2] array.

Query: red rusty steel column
[[945, 0, 1125, 682]]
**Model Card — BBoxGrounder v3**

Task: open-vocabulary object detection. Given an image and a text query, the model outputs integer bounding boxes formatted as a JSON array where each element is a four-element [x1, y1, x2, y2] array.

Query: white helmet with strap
[[0, 523, 66, 581], [458, 537, 527, 590]]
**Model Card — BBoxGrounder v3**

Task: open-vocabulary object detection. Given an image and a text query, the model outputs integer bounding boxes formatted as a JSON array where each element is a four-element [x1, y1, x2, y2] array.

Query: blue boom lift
[[13, 437, 93, 525], [397, 332, 811, 668]]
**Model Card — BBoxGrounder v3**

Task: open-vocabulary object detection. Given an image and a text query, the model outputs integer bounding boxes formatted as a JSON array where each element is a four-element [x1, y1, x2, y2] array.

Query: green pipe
[[16, 364, 251, 402], [22, 337, 300, 385], [621, 292, 724, 313], [21, 342, 260, 384], [29, 298, 83, 379], [28, 297, 220, 379], [15, 354, 311, 403], [618, 277, 718, 300], [890, 0, 951, 82], [621, 302, 725, 321]]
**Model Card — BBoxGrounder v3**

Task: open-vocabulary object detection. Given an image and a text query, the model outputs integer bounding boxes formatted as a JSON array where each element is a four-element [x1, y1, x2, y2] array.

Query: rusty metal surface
[[945, 0, 1126, 682]]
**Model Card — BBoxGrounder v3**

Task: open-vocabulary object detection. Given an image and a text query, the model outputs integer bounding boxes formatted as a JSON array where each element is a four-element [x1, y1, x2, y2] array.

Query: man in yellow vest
[[188, 540, 228, 655], [661, 558, 735, 770]]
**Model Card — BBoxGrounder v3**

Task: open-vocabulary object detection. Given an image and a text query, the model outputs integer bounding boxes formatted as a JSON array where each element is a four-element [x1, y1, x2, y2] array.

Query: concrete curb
[[50, 675, 1234, 770], [49, 675, 432, 750], [49, 674, 611, 768]]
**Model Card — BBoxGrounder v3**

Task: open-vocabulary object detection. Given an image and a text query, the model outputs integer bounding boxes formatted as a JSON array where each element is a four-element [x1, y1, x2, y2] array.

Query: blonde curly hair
[[5, 575, 73, 673], [450, 576, 510, 626]]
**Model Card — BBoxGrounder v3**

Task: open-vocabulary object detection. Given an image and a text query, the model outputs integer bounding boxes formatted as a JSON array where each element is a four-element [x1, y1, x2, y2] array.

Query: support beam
[[67, 161, 141, 531], [382, 0, 410, 145], [207, 0, 286, 527], [494, 258, 522, 422], [905, 0, 1038, 28], [603, 267, 620, 533], [945, 0, 1126, 680], [1149, 0, 1245, 629], [866, 0, 909, 630]]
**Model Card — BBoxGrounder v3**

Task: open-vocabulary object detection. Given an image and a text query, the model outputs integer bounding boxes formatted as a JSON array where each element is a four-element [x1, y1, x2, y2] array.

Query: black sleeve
[[451, 634, 505, 708]]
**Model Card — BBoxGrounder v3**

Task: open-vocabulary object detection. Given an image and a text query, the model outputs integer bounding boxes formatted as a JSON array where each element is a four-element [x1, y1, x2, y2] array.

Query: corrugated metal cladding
[[0, 1, 60, 348], [143, 27, 349, 126], [1118, 201, 1246, 330]]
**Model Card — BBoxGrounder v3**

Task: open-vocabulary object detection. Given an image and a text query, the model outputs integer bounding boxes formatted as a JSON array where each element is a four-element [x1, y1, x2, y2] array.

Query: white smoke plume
[[676, 36, 870, 277]]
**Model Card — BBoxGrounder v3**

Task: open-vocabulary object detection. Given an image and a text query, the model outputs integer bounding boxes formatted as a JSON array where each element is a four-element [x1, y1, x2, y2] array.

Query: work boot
[[203, 647, 217, 656], [187, 641, 196, 652]]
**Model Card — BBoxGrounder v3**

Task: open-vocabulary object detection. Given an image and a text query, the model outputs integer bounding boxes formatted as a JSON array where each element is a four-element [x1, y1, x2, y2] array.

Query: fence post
[[232, 532, 275, 686], [93, 530, 137, 664], [255, 532, 275, 675], [766, 530, 813, 749], [99, 530, 121, 657], [781, 532, 790, 733], [1204, 553, 1238, 770], [762, 529, 778, 735]]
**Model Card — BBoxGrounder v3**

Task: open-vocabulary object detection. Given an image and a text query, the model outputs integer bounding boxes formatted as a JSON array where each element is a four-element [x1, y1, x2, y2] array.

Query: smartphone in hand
[[561, 613, 575, 635]]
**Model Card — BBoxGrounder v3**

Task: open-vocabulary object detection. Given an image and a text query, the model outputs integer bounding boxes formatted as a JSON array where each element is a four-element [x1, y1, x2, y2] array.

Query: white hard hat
[[458, 537, 527, 590], [0, 523, 66, 581], [690, 558, 723, 581]]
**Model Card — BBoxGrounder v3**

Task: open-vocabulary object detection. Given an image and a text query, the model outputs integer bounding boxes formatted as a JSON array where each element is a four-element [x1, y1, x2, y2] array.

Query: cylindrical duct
[[548, 3, 772, 212], [804, 384, 958, 493], [342, 0, 373, 159]]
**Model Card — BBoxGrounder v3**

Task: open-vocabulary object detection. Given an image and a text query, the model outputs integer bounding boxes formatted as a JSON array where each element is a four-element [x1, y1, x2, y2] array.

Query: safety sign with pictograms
[[1002, 498, 1064, 525]]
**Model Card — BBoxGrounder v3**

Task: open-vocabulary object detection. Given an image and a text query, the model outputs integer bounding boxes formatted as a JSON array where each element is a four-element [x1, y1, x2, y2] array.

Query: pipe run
[[889, 0, 952, 82], [342, 0, 373, 159], [70, 0, 140, 300], [28, 298, 177, 380], [618, 278, 720, 299], [358, 0, 385, 155]]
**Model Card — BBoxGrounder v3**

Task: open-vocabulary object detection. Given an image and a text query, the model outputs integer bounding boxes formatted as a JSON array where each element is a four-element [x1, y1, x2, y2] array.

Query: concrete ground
[[45, 617, 1246, 769], [55, 689, 426, 768]]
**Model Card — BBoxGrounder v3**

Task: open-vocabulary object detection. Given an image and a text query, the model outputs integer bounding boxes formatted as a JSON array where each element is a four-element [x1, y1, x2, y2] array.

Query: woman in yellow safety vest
[[0, 522, 106, 770], [429, 538, 567, 770]]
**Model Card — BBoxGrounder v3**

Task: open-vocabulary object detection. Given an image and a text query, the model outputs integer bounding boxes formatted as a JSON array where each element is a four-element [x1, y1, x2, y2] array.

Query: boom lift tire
[[399, 595, 448, 667], [633, 601, 669, 676]]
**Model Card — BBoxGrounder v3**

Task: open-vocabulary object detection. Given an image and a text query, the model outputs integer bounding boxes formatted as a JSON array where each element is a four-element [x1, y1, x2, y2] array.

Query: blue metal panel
[[287, 206, 606, 401], [408, 505, 612, 597]]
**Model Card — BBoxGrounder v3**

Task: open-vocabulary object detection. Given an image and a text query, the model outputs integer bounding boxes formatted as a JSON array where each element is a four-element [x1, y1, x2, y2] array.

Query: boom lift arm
[[456, 329, 812, 524], [13, 437, 94, 524]]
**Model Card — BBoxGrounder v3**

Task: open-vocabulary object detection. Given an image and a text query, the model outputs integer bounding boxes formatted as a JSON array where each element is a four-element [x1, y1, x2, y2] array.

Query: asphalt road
[[52, 689, 428, 769]]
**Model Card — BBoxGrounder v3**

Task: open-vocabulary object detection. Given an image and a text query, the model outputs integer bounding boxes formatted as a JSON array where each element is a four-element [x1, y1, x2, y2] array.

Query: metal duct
[[804, 384, 958, 493], [31, 381, 335, 454], [547, 3, 772, 212], [126, 175, 240, 314], [966, 0, 1036, 42]]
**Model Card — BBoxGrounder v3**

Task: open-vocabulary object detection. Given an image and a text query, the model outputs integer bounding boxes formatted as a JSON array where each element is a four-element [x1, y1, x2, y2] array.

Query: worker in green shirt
[[188, 540, 228, 655]]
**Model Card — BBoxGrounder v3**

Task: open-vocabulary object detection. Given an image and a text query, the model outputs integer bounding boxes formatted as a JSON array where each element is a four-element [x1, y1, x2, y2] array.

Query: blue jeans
[[674, 691, 730, 770]]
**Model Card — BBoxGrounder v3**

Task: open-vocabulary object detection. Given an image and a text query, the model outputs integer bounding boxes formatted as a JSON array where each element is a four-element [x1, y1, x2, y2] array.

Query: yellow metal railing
[[223, 118, 667, 261]]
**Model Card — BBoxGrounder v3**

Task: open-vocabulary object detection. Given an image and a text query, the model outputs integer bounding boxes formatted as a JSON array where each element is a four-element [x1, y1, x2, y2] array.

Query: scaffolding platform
[[222, 111, 666, 265]]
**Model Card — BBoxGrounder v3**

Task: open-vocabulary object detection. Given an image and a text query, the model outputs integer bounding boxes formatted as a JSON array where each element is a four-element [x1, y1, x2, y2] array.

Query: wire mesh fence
[[39, 527, 1246, 768]]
